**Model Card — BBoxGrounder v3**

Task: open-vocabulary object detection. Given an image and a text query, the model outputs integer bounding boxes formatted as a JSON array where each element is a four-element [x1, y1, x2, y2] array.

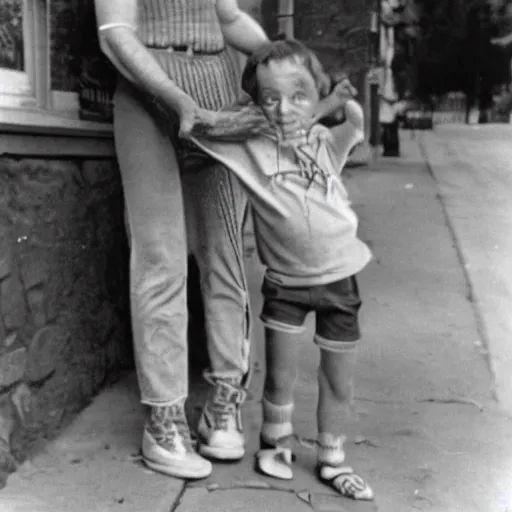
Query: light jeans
[[113, 65, 250, 405]]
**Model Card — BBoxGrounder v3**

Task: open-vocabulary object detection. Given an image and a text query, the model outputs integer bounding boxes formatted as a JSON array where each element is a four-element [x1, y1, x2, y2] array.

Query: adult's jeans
[[113, 49, 250, 406]]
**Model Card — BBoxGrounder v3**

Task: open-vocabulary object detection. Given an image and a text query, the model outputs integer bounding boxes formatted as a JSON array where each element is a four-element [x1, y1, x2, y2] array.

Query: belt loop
[[186, 46, 194, 57]]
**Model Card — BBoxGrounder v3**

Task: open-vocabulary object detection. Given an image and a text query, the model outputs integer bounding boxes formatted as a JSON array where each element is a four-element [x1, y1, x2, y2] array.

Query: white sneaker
[[142, 404, 212, 479], [198, 377, 246, 461]]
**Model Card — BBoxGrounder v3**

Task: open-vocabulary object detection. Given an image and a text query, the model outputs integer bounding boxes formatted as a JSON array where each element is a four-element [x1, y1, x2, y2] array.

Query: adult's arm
[[94, 0, 195, 119], [216, 0, 268, 55]]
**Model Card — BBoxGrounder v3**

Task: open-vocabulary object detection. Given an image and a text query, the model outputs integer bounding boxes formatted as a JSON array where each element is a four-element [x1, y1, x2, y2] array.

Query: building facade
[[0, 0, 131, 486]]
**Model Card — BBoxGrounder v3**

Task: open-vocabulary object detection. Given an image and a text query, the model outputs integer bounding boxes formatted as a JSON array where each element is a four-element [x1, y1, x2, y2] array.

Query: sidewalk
[[1, 133, 512, 512], [418, 124, 512, 413]]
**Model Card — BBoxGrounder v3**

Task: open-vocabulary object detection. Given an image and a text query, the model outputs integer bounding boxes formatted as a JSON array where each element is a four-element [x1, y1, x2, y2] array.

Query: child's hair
[[241, 37, 332, 102]]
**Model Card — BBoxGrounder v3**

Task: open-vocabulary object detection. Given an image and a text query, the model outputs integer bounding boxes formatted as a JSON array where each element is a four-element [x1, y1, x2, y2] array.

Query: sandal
[[255, 435, 296, 480], [317, 464, 374, 501], [256, 447, 294, 480]]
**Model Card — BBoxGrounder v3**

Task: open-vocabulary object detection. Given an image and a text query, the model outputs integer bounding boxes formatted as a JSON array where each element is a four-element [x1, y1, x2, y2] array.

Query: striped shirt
[[138, 0, 225, 53]]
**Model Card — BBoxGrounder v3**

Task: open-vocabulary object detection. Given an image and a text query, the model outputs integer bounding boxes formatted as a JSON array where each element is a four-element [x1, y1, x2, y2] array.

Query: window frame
[[0, 0, 49, 109], [0, 0, 114, 138]]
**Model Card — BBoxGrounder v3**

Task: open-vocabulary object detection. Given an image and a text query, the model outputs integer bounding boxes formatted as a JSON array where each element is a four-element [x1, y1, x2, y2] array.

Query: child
[[190, 39, 374, 501]]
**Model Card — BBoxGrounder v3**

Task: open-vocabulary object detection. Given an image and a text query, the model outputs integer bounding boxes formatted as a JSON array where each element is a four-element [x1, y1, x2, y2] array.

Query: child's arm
[[341, 100, 365, 133], [313, 75, 358, 126], [326, 100, 365, 173]]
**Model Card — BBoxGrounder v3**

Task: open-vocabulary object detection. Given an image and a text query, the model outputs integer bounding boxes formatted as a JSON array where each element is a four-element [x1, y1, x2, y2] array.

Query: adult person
[[94, 0, 356, 481], [94, 0, 272, 479]]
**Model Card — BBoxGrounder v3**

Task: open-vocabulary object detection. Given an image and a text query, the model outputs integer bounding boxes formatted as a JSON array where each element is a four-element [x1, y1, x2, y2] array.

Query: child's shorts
[[260, 275, 362, 352]]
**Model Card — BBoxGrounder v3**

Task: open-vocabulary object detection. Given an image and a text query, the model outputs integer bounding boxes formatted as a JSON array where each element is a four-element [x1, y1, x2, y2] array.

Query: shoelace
[[173, 410, 194, 449], [209, 402, 237, 431], [149, 405, 194, 451], [204, 375, 246, 431]]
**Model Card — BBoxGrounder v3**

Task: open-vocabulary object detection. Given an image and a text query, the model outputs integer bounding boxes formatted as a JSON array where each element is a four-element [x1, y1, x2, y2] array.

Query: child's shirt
[[191, 104, 372, 286]]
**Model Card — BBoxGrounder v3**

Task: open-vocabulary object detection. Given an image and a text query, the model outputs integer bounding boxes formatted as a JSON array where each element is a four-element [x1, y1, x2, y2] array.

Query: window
[[0, 0, 114, 138], [0, 0, 49, 109], [0, 0, 24, 72]]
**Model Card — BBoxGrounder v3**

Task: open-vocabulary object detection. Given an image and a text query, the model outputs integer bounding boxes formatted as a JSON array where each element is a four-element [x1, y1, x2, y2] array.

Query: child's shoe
[[316, 433, 374, 501], [255, 399, 295, 480]]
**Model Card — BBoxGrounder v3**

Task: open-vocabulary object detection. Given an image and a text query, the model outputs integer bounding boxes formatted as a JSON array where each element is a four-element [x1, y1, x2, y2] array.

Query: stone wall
[[0, 156, 132, 487]]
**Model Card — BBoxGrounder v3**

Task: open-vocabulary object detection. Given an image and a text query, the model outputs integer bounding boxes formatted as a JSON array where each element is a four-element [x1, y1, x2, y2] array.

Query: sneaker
[[198, 376, 247, 460], [142, 404, 212, 479]]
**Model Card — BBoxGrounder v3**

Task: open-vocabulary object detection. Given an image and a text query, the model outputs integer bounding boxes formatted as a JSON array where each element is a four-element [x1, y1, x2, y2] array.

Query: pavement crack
[[355, 395, 484, 411], [417, 397, 484, 411], [355, 396, 408, 405], [204, 481, 293, 493], [170, 481, 189, 512], [193, 482, 360, 512]]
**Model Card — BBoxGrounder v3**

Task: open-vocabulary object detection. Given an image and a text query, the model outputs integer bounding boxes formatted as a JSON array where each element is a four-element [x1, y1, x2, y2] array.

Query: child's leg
[[260, 277, 309, 415], [257, 328, 299, 480], [257, 278, 310, 479], [317, 347, 358, 468], [262, 326, 299, 442], [317, 347, 357, 450], [264, 327, 299, 406], [314, 277, 373, 500]]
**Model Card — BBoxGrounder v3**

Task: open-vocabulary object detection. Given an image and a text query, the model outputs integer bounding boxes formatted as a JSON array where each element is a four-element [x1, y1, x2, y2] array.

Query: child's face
[[256, 57, 320, 129]]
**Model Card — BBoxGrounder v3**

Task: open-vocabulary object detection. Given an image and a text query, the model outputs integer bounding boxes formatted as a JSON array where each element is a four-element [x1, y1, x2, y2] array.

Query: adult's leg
[[114, 79, 211, 478], [183, 165, 251, 380], [171, 49, 252, 460], [183, 164, 251, 460]]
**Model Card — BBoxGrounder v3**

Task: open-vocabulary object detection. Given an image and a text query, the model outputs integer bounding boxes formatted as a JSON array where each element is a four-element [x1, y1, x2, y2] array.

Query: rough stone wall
[[0, 156, 132, 486]]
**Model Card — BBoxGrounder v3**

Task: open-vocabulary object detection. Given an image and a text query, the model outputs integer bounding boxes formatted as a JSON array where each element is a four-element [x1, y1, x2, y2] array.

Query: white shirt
[[191, 104, 372, 286]]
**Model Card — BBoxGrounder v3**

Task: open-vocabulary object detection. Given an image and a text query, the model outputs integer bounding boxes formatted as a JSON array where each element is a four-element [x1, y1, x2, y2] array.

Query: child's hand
[[332, 74, 358, 98], [313, 74, 358, 126]]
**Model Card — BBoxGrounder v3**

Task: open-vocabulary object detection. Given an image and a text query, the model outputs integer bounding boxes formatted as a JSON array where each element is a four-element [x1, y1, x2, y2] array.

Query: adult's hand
[[177, 97, 219, 138], [187, 103, 272, 141]]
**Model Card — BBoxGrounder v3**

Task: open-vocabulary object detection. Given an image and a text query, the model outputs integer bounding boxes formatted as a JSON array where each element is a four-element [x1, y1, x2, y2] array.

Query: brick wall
[[0, 156, 132, 487]]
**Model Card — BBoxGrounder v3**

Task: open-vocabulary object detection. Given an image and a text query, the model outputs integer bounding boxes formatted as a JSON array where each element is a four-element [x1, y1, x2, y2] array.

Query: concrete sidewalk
[[2, 133, 512, 512], [418, 124, 512, 413]]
